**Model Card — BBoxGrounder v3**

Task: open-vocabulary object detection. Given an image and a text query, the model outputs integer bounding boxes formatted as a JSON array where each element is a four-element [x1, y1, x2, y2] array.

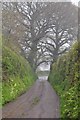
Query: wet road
[[2, 80, 60, 118]]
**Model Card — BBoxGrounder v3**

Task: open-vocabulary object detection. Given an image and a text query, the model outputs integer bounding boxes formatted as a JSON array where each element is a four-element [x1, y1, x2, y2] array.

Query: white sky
[[71, 0, 80, 5]]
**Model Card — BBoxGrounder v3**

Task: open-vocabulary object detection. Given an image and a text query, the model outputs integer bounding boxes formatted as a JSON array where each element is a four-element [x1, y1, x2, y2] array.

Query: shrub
[[2, 46, 37, 106], [48, 41, 80, 118]]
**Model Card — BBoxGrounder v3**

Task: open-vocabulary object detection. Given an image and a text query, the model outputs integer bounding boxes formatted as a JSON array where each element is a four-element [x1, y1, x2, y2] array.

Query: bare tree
[[34, 2, 78, 70], [2, 2, 78, 71], [44, 2, 78, 69], [2, 2, 25, 52], [13, 2, 54, 70]]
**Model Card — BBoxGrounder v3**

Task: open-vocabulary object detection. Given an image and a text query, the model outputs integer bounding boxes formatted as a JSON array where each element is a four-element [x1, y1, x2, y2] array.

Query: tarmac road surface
[[2, 80, 60, 118]]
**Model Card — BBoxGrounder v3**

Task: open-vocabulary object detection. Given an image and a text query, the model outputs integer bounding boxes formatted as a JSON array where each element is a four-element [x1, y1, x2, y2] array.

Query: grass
[[1, 46, 37, 106]]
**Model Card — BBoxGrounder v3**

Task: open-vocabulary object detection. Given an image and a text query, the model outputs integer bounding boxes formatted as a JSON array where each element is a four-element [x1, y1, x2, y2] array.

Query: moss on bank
[[48, 42, 80, 118], [2, 46, 37, 106]]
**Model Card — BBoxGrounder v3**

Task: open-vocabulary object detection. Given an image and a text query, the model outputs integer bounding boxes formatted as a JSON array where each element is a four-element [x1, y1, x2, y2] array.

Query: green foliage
[[61, 85, 78, 118], [2, 46, 37, 106], [48, 41, 80, 118]]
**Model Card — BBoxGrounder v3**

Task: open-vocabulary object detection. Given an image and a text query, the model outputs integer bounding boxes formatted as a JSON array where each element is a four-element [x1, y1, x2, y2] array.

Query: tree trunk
[[28, 40, 38, 70]]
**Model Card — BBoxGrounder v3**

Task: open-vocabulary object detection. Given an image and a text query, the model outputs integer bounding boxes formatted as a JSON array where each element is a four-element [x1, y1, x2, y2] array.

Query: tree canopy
[[2, 2, 78, 71]]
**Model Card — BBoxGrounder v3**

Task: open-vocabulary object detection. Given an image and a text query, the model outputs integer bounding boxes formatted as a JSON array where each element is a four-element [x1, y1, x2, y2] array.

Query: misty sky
[[71, 0, 80, 5]]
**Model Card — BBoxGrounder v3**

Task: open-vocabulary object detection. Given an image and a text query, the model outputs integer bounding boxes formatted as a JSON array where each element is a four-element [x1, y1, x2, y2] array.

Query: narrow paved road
[[2, 80, 60, 118]]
